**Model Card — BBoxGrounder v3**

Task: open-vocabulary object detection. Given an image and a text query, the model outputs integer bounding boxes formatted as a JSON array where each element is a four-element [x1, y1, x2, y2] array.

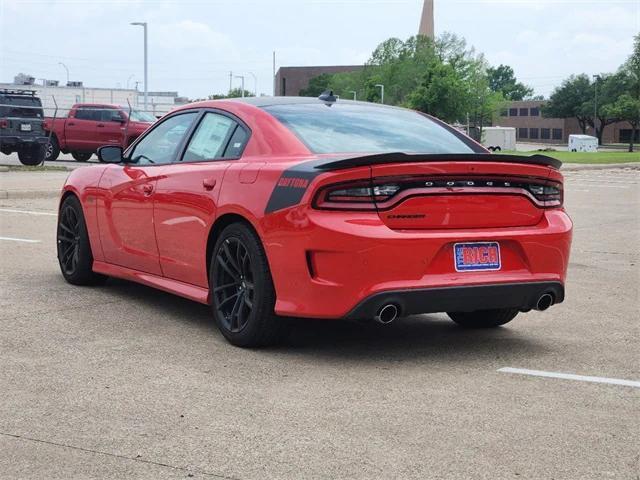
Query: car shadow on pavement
[[100, 278, 549, 363]]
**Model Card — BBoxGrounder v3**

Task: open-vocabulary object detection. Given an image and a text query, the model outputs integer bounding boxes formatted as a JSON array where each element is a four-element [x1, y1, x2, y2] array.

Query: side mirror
[[97, 145, 124, 163]]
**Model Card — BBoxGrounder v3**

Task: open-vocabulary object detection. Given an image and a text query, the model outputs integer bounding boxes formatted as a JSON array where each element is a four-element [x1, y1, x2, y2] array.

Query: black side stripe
[[264, 159, 330, 214]]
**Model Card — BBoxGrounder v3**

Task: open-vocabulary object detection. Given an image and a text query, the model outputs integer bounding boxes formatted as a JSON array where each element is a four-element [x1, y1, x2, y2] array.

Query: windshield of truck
[[129, 110, 156, 122]]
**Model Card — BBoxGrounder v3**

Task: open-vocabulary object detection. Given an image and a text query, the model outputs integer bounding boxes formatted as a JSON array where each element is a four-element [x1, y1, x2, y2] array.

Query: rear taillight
[[314, 176, 563, 210], [314, 181, 401, 210], [0, 119, 8, 129]]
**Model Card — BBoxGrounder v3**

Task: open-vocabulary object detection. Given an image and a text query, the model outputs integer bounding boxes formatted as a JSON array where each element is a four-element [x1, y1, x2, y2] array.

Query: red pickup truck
[[44, 104, 155, 161]]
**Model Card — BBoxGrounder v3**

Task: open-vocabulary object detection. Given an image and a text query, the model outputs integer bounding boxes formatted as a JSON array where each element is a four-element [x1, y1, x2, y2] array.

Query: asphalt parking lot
[[0, 166, 638, 479]]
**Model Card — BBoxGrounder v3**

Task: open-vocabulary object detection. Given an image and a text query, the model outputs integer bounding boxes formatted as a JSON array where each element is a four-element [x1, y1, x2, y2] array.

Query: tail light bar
[[314, 176, 563, 211]]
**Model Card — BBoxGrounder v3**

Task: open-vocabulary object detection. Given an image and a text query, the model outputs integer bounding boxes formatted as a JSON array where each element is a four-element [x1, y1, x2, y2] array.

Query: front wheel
[[57, 195, 106, 285], [447, 308, 519, 328], [71, 152, 92, 162], [210, 223, 287, 347]]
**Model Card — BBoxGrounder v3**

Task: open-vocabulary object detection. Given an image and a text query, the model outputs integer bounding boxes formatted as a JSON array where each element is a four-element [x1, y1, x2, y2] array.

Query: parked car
[[44, 104, 155, 161], [0, 89, 49, 165], [56, 95, 572, 347]]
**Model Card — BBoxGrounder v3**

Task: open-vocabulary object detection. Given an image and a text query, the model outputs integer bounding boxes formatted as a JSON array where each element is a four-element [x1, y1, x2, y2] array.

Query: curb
[[561, 162, 639, 171], [0, 190, 60, 199]]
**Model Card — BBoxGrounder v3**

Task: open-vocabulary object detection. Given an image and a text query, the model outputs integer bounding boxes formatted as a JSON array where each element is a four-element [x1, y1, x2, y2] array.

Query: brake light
[[314, 181, 401, 210], [314, 176, 563, 210], [0, 119, 8, 129]]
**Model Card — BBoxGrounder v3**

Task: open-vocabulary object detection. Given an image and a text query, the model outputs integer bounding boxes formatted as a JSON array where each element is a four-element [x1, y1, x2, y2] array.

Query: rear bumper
[[0, 136, 49, 147], [345, 281, 564, 320]]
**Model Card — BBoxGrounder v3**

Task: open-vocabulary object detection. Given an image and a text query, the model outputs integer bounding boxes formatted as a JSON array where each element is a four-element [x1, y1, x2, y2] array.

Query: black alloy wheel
[[210, 222, 287, 347], [56, 196, 106, 285], [57, 203, 81, 276], [213, 237, 255, 333]]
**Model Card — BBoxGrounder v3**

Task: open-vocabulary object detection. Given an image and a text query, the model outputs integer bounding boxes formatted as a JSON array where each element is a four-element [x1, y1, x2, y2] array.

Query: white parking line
[[0, 236, 41, 243], [498, 367, 640, 388], [0, 208, 57, 216]]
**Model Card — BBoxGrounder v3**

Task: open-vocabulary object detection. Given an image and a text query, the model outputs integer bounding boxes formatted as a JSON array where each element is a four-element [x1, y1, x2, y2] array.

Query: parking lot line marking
[[498, 367, 640, 388], [0, 208, 57, 216], [0, 236, 41, 243]]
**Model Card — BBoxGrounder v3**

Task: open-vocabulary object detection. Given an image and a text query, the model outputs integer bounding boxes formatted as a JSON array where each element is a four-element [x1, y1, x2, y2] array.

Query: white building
[[2, 79, 189, 118]]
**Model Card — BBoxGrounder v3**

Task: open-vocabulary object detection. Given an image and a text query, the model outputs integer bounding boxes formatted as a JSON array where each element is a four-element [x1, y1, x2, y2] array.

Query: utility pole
[[272, 51, 276, 96], [375, 84, 384, 104], [235, 75, 245, 98], [229, 71, 233, 93], [249, 72, 257, 96], [130, 22, 148, 112], [58, 63, 69, 85], [593, 74, 599, 144]]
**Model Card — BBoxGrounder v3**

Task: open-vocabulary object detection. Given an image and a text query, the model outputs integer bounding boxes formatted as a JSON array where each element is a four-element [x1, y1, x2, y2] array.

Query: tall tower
[[418, 0, 434, 39]]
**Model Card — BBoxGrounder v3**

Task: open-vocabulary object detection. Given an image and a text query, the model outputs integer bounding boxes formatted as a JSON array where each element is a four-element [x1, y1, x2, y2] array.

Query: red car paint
[[45, 103, 154, 154], [60, 98, 572, 319]]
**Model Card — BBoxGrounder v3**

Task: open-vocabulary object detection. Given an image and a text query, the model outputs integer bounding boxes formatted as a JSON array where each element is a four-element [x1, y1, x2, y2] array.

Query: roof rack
[[0, 89, 38, 96]]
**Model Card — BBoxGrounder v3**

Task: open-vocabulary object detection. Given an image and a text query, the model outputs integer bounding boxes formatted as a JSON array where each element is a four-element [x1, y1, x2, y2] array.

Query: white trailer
[[568, 134, 598, 152], [481, 127, 516, 152]]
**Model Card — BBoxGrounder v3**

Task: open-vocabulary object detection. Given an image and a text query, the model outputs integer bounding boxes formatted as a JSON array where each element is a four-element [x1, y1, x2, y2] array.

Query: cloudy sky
[[0, 0, 638, 99]]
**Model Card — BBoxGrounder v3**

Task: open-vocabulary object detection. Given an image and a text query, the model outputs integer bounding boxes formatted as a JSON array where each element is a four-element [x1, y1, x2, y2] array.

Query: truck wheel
[[17, 145, 44, 166], [44, 136, 60, 161], [448, 308, 519, 328], [71, 152, 92, 162]]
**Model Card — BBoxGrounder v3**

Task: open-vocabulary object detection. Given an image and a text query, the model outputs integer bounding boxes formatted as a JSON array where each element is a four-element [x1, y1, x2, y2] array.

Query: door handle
[[68, 122, 75, 126], [142, 184, 154, 195], [97, 123, 105, 127], [203, 178, 216, 191]]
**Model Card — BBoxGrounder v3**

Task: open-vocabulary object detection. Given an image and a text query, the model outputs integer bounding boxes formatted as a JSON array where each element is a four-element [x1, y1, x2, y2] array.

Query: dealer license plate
[[454, 242, 501, 272]]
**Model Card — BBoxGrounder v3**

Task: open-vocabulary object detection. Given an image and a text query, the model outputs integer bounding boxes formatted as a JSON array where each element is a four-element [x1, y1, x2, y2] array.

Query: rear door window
[[75, 108, 100, 121], [182, 112, 238, 162]]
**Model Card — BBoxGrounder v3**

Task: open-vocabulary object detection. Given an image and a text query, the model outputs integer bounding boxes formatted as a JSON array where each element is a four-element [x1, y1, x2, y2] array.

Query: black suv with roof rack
[[0, 89, 49, 165]]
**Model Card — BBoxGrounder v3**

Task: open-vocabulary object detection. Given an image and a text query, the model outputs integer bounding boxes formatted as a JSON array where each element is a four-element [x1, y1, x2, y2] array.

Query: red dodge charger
[[56, 95, 572, 347]]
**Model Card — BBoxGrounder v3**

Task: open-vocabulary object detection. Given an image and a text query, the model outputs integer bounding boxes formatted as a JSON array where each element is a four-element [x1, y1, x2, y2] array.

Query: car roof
[[225, 96, 403, 110]]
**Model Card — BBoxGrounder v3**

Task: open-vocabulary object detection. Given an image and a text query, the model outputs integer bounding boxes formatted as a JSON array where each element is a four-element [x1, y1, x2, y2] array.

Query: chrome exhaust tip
[[374, 304, 399, 324], [535, 293, 554, 311]]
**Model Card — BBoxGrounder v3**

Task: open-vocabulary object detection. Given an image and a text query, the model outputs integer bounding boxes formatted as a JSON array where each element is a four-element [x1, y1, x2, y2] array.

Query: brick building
[[498, 100, 639, 145], [274, 65, 363, 97]]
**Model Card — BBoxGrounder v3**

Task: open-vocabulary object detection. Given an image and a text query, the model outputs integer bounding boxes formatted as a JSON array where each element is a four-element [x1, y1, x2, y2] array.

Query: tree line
[[299, 33, 639, 151]]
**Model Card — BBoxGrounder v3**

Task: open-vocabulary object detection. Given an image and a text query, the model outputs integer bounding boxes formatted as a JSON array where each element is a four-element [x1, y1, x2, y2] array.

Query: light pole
[[130, 22, 148, 112], [350, 91, 357, 101], [592, 74, 599, 144], [235, 75, 245, 98], [248, 72, 257, 97], [375, 84, 384, 104], [58, 63, 69, 85]]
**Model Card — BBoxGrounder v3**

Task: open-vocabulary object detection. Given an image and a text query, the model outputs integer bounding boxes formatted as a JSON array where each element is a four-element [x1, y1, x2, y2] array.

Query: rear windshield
[[0, 95, 43, 119], [262, 103, 478, 154]]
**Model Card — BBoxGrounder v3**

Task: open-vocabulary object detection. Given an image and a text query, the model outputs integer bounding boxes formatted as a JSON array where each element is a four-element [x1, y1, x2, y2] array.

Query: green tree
[[487, 64, 534, 100], [543, 74, 593, 133], [205, 87, 254, 100], [603, 94, 640, 152], [299, 74, 335, 97]]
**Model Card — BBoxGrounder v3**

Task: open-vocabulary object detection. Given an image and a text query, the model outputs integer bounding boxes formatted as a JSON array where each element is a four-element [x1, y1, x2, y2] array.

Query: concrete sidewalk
[[0, 170, 69, 199]]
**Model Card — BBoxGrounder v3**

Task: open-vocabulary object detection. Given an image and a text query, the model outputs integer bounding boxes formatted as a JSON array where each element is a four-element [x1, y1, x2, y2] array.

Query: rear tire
[[447, 308, 519, 328], [57, 195, 107, 286], [17, 144, 44, 166], [210, 222, 287, 347], [44, 136, 60, 161], [72, 152, 92, 162]]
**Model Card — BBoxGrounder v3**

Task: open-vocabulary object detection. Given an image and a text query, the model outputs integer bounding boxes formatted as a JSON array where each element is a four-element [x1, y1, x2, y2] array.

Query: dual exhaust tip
[[373, 293, 554, 323]]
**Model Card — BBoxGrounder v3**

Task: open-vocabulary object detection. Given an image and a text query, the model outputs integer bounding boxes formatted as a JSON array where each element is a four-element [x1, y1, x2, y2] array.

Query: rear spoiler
[[314, 152, 562, 171]]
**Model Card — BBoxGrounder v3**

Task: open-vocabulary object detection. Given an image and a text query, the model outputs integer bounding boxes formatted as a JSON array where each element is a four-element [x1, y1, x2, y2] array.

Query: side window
[[102, 109, 124, 122], [182, 112, 237, 162], [223, 126, 249, 158], [75, 108, 95, 120], [129, 112, 197, 165]]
